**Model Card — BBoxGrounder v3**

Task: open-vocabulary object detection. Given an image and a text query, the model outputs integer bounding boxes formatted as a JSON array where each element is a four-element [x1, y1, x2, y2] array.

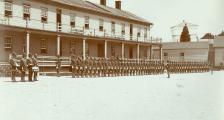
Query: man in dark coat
[[27, 53, 33, 82], [9, 52, 18, 82], [32, 54, 39, 81], [20, 53, 27, 82]]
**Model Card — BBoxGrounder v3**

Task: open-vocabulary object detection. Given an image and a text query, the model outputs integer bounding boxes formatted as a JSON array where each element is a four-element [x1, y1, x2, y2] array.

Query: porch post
[[122, 43, 124, 59], [57, 35, 61, 56], [159, 45, 163, 61], [137, 44, 140, 61], [83, 38, 86, 60], [26, 32, 30, 58], [104, 40, 108, 59]]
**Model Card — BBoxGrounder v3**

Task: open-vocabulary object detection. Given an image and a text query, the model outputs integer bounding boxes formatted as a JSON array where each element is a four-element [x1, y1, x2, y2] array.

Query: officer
[[166, 61, 170, 78], [27, 53, 33, 82], [56, 55, 61, 77], [9, 52, 18, 82], [20, 53, 27, 82], [32, 54, 39, 81]]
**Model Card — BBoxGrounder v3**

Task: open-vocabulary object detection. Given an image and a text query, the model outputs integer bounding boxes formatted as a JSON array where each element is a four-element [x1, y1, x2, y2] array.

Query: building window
[[99, 19, 104, 32], [41, 7, 48, 23], [111, 21, 115, 35], [85, 16, 89, 29], [4, 36, 12, 50], [137, 27, 141, 37], [144, 27, 148, 38], [180, 52, 184, 57], [23, 4, 30, 20], [121, 23, 125, 36], [40, 39, 47, 54], [70, 14, 76, 28], [4, 0, 13, 17], [164, 53, 168, 57]]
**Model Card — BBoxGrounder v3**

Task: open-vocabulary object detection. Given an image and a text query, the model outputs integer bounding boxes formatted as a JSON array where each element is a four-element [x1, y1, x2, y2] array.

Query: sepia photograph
[[0, 0, 223, 120]]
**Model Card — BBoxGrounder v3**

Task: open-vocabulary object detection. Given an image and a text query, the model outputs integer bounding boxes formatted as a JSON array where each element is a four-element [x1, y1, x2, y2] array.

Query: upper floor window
[[180, 53, 184, 57], [40, 39, 47, 54], [4, 36, 12, 50], [144, 27, 148, 38], [99, 19, 104, 32], [85, 16, 89, 29], [4, 0, 13, 17], [41, 7, 48, 23], [23, 4, 30, 20], [137, 27, 141, 37], [70, 14, 76, 28], [121, 23, 125, 35], [111, 21, 115, 35]]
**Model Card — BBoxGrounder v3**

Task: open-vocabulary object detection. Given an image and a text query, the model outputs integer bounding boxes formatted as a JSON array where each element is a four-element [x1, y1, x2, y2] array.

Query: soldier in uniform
[[166, 61, 170, 78], [20, 53, 27, 82], [56, 55, 61, 77], [9, 52, 18, 82], [70, 55, 76, 78], [27, 53, 33, 82], [32, 54, 39, 81]]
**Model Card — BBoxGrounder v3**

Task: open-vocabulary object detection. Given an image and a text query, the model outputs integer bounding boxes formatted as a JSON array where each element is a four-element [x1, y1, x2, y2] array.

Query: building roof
[[218, 31, 224, 36], [201, 33, 214, 39], [48, 0, 152, 26]]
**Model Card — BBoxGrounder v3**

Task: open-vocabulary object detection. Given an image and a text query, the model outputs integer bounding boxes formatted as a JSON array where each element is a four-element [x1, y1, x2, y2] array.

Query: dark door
[[130, 24, 133, 40], [98, 44, 104, 58], [129, 46, 133, 59], [56, 9, 61, 31]]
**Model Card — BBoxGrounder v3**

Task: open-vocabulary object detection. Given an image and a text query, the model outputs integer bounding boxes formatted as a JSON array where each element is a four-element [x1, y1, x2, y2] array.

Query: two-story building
[[0, 0, 162, 64]]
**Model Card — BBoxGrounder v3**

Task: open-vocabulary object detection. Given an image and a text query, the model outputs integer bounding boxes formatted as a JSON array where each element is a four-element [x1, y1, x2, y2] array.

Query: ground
[[0, 72, 223, 120]]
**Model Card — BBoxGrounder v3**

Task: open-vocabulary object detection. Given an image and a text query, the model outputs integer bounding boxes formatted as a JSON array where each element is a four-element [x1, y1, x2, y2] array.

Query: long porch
[[0, 25, 163, 62]]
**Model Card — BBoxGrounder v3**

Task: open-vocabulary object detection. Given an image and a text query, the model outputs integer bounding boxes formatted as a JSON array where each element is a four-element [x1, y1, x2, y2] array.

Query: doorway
[[98, 44, 104, 57], [129, 46, 133, 59], [56, 9, 61, 31], [130, 24, 133, 40]]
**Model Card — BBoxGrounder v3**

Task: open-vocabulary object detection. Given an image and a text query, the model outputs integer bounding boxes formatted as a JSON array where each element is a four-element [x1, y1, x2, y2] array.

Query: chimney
[[100, 0, 106, 6], [115, 0, 121, 10]]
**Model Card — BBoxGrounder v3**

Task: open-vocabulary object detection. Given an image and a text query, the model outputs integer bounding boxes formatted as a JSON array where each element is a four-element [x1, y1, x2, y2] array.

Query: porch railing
[[0, 14, 162, 43]]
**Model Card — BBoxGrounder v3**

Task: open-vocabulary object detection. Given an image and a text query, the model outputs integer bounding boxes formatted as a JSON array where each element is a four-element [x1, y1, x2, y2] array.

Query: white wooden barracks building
[[0, 0, 162, 63]]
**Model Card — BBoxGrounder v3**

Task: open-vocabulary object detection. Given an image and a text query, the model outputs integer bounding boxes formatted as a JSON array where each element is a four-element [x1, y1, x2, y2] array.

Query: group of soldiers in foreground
[[9, 52, 39, 82], [70, 55, 165, 78], [9, 53, 213, 81]]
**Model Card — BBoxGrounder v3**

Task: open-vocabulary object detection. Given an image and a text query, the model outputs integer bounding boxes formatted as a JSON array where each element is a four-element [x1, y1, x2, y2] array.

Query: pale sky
[[88, 0, 224, 41]]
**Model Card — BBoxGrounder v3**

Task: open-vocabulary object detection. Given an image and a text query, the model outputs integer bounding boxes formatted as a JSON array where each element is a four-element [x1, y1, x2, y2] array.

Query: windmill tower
[[171, 20, 199, 42]]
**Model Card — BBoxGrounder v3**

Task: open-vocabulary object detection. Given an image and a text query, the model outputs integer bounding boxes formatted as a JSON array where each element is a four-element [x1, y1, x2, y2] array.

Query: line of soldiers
[[9, 52, 39, 82], [166, 61, 210, 74], [70, 55, 165, 78]]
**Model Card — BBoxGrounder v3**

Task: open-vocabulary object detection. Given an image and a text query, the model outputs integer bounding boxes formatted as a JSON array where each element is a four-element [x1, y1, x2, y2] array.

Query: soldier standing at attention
[[9, 52, 18, 82], [56, 55, 61, 77], [20, 53, 27, 82], [27, 53, 33, 82], [71, 55, 76, 78], [32, 54, 39, 81], [166, 61, 170, 78]]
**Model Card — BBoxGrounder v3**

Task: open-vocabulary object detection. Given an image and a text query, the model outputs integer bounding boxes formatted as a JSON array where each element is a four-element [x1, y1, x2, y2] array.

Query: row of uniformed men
[[166, 61, 210, 74], [9, 52, 39, 82], [70, 55, 165, 78]]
